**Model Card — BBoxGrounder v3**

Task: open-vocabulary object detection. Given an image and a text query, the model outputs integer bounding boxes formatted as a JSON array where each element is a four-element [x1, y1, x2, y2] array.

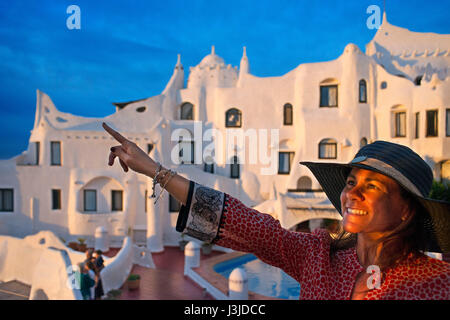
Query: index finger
[[102, 122, 127, 144]]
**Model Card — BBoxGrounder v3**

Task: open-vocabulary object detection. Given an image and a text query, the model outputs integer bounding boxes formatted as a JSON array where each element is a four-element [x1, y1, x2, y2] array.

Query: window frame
[[278, 151, 295, 175], [180, 102, 194, 120], [318, 140, 337, 159], [283, 103, 293, 125], [0, 188, 14, 212], [446, 109, 450, 137], [111, 190, 123, 211], [394, 111, 407, 137], [51, 189, 61, 210], [230, 156, 240, 179], [426, 109, 438, 137], [415, 112, 420, 139], [225, 108, 242, 128], [319, 85, 338, 108], [50, 141, 62, 166], [359, 79, 367, 103], [83, 189, 97, 212]]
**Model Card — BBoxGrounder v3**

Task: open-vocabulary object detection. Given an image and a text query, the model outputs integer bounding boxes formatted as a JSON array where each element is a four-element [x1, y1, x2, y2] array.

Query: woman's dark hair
[[330, 186, 429, 272]]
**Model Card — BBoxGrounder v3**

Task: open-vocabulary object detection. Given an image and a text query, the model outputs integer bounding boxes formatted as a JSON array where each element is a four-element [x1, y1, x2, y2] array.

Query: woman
[[102, 123, 449, 300]]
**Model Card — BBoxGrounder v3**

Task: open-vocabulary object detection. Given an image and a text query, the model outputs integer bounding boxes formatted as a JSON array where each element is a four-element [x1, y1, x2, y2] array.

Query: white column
[[184, 241, 200, 275], [146, 190, 164, 252], [228, 268, 248, 300], [94, 226, 109, 252]]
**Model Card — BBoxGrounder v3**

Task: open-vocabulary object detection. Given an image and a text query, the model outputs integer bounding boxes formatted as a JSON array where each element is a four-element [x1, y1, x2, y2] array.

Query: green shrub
[[128, 274, 141, 281], [429, 181, 450, 202]]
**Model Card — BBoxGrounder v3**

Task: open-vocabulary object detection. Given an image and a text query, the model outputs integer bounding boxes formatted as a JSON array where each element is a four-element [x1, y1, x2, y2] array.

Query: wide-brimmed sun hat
[[301, 140, 450, 253]]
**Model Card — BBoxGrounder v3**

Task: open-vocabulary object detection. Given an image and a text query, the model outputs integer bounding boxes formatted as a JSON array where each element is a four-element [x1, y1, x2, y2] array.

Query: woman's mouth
[[346, 208, 368, 216]]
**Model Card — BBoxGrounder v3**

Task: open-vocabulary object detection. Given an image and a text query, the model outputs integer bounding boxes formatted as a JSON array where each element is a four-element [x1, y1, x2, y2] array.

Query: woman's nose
[[345, 184, 365, 201]]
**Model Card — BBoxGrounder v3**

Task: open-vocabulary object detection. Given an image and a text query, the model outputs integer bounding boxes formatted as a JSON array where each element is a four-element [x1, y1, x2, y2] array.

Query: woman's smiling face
[[340, 168, 411, 237]]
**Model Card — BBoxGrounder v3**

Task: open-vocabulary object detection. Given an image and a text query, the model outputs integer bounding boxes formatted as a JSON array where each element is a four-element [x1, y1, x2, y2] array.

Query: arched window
[[180, 102, 194, 120], [318, 138, 337, 159], [230, 156, 240, 179], [360, 137, 368, 148], [297, 176, 312, 191], [283, 103, 293, 125], [359, 79, 367, 103], [225, 108, 242, 127]]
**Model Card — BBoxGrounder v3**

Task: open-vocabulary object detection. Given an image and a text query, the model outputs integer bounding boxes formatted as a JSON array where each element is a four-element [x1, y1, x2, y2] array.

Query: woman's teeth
[[347, 208, 368, 216]]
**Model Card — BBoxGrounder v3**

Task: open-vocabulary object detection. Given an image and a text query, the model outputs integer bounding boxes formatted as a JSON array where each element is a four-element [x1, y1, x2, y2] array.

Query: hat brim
[[301, 161, 450, 253]]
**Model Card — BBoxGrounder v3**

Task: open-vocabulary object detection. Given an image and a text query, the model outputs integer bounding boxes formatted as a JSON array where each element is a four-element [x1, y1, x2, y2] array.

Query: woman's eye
[[367, 184, 379, 190], [346, 180, 355, 186]]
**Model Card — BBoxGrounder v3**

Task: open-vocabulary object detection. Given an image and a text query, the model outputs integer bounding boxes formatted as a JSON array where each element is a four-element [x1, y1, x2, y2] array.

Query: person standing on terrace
[[102, 122, 449, 300]]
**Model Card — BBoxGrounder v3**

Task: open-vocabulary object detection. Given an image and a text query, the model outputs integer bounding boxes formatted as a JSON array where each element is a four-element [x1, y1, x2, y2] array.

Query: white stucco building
[[1, 14, 449, 252]]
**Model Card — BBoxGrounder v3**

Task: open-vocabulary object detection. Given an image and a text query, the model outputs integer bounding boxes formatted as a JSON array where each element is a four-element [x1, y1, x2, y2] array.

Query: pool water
[[214, 254, 301, 300]]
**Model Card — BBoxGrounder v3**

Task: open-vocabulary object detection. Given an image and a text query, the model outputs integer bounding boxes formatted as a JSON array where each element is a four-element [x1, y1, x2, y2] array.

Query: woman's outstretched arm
[[102, 122, 190, 206]]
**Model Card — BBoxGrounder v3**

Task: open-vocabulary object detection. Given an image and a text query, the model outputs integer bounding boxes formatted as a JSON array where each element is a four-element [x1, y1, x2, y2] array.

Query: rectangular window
[[204, 163, 214, 173], [179, 141, 194, 164], [84, 189, 97, 212], [426, 110, 438, 137], [111, 190, 123, 211], [51, 141, 61, 166], [446, 109, 450, 137], [52, 189, 61, 210], [319, 142, 337, 159], [35, 141, 40, 165], [169, 195, 181, 212], [395, 112, 406, 137], [145, 190, 148, 213], [320, 85, 338, 107], [278, 152, 294, 174], [0, 189, 14, 212], [415, 112, 420, 139]]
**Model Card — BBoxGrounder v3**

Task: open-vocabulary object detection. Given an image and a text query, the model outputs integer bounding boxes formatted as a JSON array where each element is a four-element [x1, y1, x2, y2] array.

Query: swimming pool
[[213, 254, 300, 300]]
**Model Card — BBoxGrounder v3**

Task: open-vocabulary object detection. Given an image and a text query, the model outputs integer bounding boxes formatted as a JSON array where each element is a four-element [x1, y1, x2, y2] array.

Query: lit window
[[319, 139, 337, 159]]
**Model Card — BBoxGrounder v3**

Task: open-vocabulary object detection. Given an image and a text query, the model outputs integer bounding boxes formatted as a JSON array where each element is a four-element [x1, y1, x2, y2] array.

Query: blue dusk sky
[[0, 0, 449, 159]]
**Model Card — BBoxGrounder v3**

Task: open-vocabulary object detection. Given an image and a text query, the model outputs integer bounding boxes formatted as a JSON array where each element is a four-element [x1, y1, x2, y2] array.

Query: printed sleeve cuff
[[175, 182, 226, 243]]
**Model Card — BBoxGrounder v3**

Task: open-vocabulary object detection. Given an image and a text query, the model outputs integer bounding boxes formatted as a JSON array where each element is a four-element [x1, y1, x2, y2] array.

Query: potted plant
[[68, 241, 79, 251], [179, 234, 189, 251], [127, 274, 141, 290], [202, 242, 213, 255], [77, 238, 87, 252]]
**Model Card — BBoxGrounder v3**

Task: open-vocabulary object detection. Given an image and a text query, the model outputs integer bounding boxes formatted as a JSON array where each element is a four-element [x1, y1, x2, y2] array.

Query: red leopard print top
[[177, 182, 450, 300]]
